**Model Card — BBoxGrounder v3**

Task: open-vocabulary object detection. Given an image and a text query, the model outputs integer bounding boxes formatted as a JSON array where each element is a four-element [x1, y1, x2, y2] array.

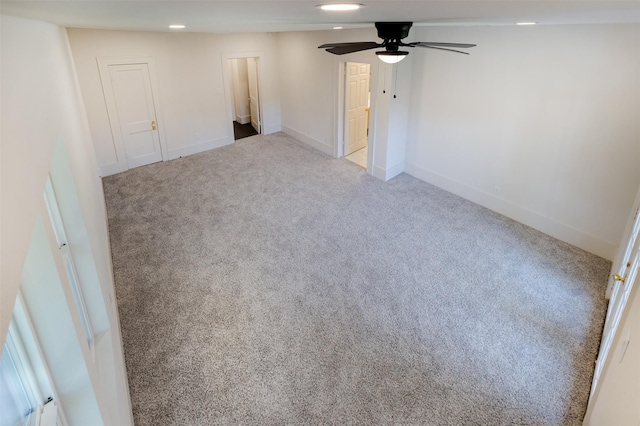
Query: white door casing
[[344, 62, 370, 156], [97, 57, 167, 173], [222, 52, 264, 141], [247, 57, 261, 134]]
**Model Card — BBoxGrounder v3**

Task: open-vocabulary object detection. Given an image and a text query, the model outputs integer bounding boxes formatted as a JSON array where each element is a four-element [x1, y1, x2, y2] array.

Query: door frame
[[246, 57, 262, 133], [222, 52, 265, 141], [334, 54, 379, 174], [97, 56, 168, 174], [343, 61, 371, 157]]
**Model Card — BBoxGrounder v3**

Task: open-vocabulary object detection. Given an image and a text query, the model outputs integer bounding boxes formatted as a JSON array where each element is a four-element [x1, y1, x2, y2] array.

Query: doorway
[[343, 62, 371, 169], [228, 57, 261, 140], [97, 57, 167, 173]]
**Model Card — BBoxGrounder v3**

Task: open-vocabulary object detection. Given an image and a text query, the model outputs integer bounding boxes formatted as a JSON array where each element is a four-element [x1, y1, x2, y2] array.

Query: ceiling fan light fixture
[[318, 22, 475, 59], [376, 51, 408, 64], [318, 3, 362, 11]]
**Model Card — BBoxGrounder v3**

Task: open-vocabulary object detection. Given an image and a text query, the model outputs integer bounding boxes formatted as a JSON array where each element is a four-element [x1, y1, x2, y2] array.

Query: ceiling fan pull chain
[[393, 63, 398, 99], [382, 65, 387, 94]]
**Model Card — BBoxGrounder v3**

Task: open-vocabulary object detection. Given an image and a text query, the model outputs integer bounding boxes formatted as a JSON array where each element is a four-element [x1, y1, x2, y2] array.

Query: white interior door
[[586, 242, 640, 424], [247, 58, 261, 134], [108, 63, 162, 169], [592, 189, 640, 395], [344, 62, 370, 156]]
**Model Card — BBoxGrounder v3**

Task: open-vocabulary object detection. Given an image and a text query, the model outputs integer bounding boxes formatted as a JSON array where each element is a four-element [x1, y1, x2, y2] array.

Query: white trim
[[221, 51, 266, 141], [334, 59, 345, 159], [5, 322, 41, 408], [405, 161, 617, 260], [12, 293, 69, 426], [372, 165, 387, 181], [96, 56, 169, 172], [236, 114, 251, 125], [386, 161, 404, 180], [168, 137, 233, 160], [43, 177, 94, 350], [36, 400, 58, 426], [99, 163, 122, 178], [333, 54, 380, 176], [372, 161, 404, 181], [281, 125, 333, 156]]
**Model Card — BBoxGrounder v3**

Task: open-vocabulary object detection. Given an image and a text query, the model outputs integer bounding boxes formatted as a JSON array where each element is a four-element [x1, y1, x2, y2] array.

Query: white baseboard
[[264, 123, 281, 135], [281, 125, 333, 156], [405, 162, 617, 260], [99, 162, 123, 177], [100, 138, 232, 176], [168, 137, 233, 160], [372, 165, 387, 181], [236, 115, 250, 125], [386, 161, 404, 181], [372, 161, 404, 182]]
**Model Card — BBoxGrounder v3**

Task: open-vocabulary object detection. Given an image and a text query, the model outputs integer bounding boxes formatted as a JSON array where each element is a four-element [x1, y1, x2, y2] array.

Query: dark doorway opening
[[233, 121, 258, 140]]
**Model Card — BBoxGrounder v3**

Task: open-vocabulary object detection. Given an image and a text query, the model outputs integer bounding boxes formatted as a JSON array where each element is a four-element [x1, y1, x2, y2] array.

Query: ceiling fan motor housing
[[375, 22, 413, 41]]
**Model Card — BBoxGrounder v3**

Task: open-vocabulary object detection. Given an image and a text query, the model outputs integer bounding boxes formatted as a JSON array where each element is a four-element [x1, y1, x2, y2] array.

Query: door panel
[[108, 63, 162, 169], [344, 62, 370, 156], [592, 192, 640, 396], [586, 268, 640, 424], [247, 58, 261, 134]]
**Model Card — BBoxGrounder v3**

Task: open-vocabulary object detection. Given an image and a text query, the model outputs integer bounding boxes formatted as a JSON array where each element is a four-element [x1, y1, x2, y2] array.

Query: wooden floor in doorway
[[233, 121, 258, 140]]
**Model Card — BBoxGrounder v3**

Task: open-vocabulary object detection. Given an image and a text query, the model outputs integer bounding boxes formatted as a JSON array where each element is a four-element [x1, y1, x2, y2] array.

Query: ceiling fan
[[318, 22, 476, 63]]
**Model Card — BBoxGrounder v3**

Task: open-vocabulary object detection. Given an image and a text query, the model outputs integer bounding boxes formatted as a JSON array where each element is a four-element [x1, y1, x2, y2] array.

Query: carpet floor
[[103, 132, 610, 425]]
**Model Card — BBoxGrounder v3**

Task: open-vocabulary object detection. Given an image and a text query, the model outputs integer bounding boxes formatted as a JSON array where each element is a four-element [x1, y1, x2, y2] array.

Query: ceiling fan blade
[[324, 42, 383, 55], [413, 45, 471, 55], [318, 41, 380, 49], [410, 42, 477, 49]]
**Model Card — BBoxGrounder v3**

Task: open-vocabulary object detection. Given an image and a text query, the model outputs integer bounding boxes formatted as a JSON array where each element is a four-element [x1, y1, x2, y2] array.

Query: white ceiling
[[1, 1, 639, 34]]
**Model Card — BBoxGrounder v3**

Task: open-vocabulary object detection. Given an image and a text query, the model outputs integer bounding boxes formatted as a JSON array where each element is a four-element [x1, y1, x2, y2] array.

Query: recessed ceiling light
[[319, 4, 362, 11], [516, 22, 537, 25], [333, 26, 343, 30], [169, 24, 186, 29]]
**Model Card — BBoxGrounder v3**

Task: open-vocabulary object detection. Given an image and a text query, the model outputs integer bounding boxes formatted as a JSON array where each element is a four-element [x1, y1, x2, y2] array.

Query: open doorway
[[343, 62, 371, 169], [228, 57, 261, 140]]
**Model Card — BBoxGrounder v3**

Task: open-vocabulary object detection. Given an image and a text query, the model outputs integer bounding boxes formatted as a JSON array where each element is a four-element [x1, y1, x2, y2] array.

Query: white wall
[[404, 24, 640, 260], [1, 14, 132, 424], [279, 28, 384, 154], [278, 28, 411, 180], [67, 29, 282, 174], [372, 57, 413, 180], [1, 14, 90, 348], [278, 24, 639, 259], [21, 216, 102, 424], [279, 29, 351, 154]]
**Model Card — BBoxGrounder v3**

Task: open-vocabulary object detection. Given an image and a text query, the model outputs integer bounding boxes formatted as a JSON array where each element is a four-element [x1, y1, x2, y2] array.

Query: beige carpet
[[104, 132, 610, 425]]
